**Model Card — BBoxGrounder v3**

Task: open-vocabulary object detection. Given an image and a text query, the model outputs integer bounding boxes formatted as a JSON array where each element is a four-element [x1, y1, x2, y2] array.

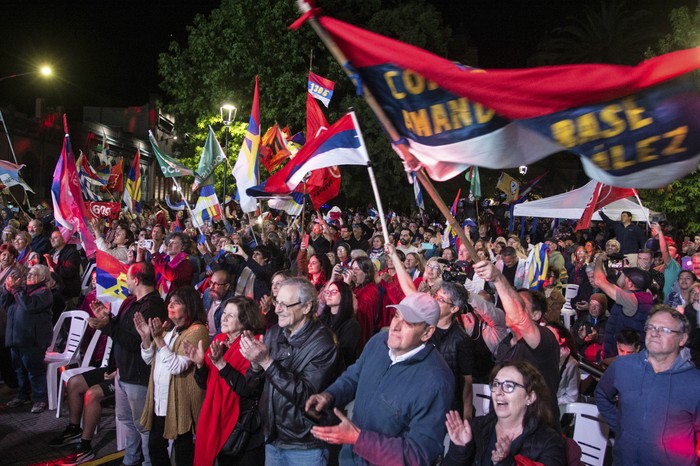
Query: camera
[[139, 239, 154, 250], [442, 262, 470, 283]]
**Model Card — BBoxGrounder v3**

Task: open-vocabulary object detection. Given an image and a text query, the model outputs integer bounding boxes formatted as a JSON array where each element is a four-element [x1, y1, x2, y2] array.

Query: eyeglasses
[[210, 282, 228, 287], [491, 379, 526, 394], [324, 289, 339, 296], [644, 324, 682, 335], [435, 295, 453, 306], [276, 301, 303, 311], [426, 264, 442, 271]]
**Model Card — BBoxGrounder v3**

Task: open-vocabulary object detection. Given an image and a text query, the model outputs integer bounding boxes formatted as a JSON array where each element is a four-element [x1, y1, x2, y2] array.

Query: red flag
[[107, 158, 124, 192], [577, 182, 637, 231], [260, 124, 292, 171], [305, 93, 340, 208]]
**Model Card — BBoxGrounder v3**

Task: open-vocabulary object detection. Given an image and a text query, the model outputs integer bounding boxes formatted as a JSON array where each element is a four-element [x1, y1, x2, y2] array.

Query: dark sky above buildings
[[0, 0, 696, 116]]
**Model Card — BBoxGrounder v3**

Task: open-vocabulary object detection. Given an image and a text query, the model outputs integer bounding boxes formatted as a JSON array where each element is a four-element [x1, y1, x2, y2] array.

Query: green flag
[[192, 126, 227, 191], [465, 166, 481, 199], [148, 131, 195, 178]]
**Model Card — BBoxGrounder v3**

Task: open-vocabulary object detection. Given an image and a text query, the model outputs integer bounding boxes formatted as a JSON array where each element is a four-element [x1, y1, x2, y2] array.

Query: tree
[[158, 0, 455, 211], [639, 3, 700, 234], [530, 0, 659, 66]]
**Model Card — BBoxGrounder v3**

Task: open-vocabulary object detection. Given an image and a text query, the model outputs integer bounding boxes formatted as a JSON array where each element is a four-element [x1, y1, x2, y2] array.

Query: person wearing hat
[[594, 252, 654, 358], [305, 292, 454, 466]]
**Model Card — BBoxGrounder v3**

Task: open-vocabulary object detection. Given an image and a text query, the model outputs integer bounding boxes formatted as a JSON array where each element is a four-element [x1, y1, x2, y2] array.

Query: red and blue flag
[[293, 13, 700, 188], [96, 250, 129, 314]]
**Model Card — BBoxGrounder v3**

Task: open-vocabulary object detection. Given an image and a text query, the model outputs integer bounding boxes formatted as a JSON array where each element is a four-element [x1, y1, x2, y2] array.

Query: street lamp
[[0, 64, 53, 82], [220, 103, 237, 204]]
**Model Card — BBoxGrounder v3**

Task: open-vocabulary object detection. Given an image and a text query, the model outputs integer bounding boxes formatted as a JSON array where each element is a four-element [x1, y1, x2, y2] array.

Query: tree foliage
[[641, 2, 700, 234], [530, 0, 659, 66], [157, 0, 454, 211]]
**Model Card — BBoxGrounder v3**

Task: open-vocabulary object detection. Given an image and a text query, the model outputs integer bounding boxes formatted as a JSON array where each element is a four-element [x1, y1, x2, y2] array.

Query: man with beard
[[395, 228, 419, 255], [202, 269, 234, 338]]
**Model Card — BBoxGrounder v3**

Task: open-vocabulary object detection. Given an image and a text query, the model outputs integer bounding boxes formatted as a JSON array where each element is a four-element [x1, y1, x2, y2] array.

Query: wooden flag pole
[[296, 1, 478, 259]]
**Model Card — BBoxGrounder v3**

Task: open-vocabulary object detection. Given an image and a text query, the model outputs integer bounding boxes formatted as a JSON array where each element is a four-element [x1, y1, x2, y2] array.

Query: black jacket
[[102, 291, 167, 385], [52, 244, 82, 298], [444, 413, 566, 466], [3, 283, 53, 349], [248, 318, 343, 448]]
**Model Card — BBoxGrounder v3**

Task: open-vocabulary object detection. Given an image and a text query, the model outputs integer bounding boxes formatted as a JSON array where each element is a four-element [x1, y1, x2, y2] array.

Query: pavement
[[0, 383, 123, 466]]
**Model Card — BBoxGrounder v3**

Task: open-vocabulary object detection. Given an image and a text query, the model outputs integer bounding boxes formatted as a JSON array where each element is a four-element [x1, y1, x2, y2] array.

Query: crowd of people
[[0, 198, 699, 465]]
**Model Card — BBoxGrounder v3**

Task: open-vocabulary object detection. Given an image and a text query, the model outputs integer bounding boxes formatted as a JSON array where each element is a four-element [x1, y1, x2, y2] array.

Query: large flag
[[148, 131, 195, 178], [246, 112, 369, 197], [293, 14, 700, 188], [165, 193, 186, 211], [232, 77, 261, 213], [497, 172, 520, 203], [192, 126, 227, 191], [192, 184, 223, 227], [465, 166, 481, 199], [96, 250, 129, 314], [0, 160, 33, 193], [441, 189, 461, 249], [308, 71, 335, 108], [515, 173, 547, 203], [51, 120, 97, 258], [259, 124, 292, 172], [123, 149, 142, 214], [304, 93, 341, 209], [268, 191, 305, 216], [76, 152, 105, 201], [576, 182, 637, 231]]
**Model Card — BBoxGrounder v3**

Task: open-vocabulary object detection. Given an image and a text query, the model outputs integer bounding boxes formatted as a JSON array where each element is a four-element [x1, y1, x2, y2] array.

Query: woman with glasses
[[135, 287, 209, 466], [415, 257, 444, 297], [186, 296, 266, 466], [319, 281, 360, 366], [3, 264, 53, 413], [333, 256, 378, 352], [444, 361, 566, 466]]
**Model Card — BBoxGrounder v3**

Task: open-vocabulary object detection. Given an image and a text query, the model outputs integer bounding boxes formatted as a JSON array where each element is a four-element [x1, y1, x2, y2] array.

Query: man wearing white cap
[[306, 292, 454, 466]]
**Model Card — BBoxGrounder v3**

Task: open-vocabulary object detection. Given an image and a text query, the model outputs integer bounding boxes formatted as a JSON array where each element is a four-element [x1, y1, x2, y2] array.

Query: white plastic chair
[[560, 402, 610, 466], [55, 331, 113, 418], [44, 310, 89, 410], [560, 284, 580, 329], [472, 383, 492, 417]]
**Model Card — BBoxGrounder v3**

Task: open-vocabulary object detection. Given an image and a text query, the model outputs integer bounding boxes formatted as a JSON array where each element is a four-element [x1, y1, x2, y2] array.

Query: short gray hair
[[280, 277, 318, 316], [646, 305, 690, 335], [29, 264, 51, 283]]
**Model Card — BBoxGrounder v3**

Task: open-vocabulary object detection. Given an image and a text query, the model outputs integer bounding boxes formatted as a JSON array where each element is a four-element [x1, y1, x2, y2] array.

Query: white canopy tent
[[512, 180, 655, 222]]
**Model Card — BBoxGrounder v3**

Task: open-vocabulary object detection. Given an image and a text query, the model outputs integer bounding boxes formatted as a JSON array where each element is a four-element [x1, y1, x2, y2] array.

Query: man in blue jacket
[[306, 292, 454, 466], [595, 306, 700, 466]]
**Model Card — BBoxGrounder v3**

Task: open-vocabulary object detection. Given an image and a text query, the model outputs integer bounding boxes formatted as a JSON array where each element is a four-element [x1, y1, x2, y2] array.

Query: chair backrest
[[561, 402, 609, 466], [564, 284, 580, 301], [81, 261, 96, 295], [472, 383, 492, 417], [56, 310, 90, 359], [100, 337, 113, 368]]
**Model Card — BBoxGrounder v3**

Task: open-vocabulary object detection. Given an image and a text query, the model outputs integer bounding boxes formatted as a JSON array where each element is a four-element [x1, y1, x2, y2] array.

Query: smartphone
[[303, 408, 339, 427], [421, 242, 433, 250], [142, 239, 154, 250]]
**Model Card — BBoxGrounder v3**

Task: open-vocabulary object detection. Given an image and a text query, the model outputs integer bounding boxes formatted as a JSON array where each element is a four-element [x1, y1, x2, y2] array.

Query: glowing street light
[[0, 64, 54, 82], [220, 103, 237, 203]]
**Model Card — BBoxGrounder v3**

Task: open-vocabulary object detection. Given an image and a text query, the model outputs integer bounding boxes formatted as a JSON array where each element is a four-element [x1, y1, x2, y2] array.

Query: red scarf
[[193, 334, 250, 466]]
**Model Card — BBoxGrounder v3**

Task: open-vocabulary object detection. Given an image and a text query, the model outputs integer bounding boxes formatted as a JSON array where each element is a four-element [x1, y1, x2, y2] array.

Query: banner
[[294, 14, 700, 188], [87, 202, 121, 220], [96, 250, 129, 314], [148, 131, 195, 178], [576, 183, 637, 231]]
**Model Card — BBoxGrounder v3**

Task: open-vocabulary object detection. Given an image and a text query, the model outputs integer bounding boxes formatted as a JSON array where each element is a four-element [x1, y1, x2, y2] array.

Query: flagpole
[[300, 180, 307, 234], [0, 111, 19, 165], [297, 2, 478, 259], [172, 177, 206, 238], [632, 189, 652, 228]]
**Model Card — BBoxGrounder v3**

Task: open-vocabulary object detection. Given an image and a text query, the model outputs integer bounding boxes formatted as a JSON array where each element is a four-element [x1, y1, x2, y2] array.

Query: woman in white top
[[135, 286, 209, 466]]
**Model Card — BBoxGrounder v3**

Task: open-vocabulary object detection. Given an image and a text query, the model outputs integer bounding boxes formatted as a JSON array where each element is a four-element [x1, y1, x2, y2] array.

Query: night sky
[[0, 0, 696, 116]]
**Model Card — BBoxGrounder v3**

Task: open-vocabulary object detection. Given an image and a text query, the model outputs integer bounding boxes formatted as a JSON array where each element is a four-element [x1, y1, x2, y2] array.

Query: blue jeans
[[265, 444, 328, 466], [11, 346, 47, 402], [115, 377, 151, 466]]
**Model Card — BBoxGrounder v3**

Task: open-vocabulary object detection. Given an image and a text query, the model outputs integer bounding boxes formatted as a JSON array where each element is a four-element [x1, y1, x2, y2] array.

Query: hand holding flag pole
[[295, 0, 477, 259]]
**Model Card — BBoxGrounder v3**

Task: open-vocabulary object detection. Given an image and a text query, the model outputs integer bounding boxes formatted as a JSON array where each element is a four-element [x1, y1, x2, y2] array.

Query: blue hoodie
[[595, 348, 700, 465]]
